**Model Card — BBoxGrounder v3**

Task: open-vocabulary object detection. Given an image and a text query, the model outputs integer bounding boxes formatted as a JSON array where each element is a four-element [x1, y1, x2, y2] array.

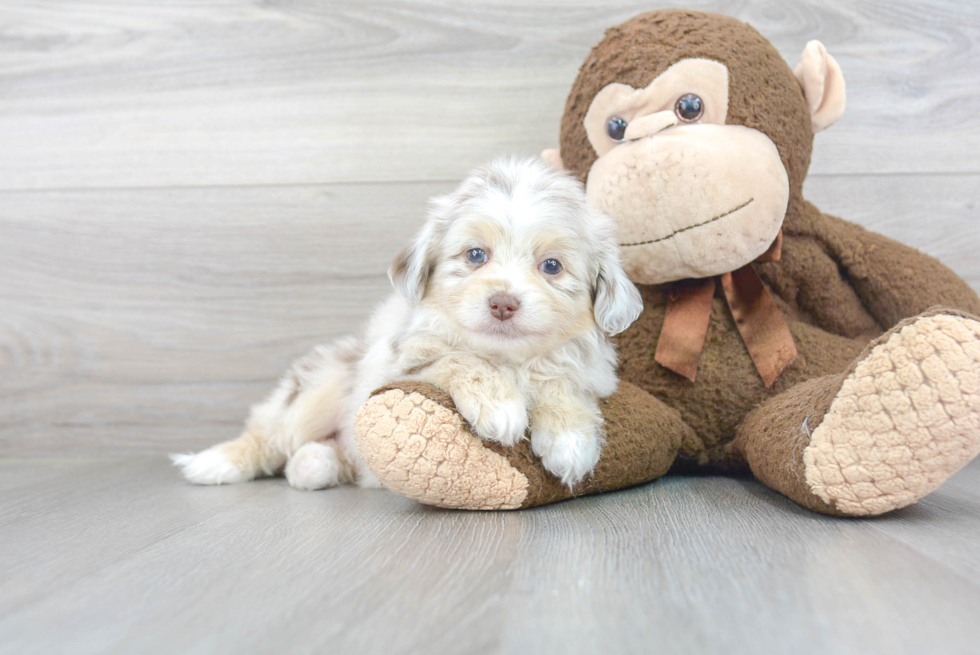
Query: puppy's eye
[[674, 94, 703, 122], [606, 116, 628, 141], [539, 259, 562, 275], [467, 248, 488, 265]]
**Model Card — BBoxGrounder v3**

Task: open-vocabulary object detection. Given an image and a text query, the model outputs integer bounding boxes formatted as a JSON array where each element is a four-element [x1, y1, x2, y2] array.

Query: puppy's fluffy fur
[[173, 157, 643, 489]]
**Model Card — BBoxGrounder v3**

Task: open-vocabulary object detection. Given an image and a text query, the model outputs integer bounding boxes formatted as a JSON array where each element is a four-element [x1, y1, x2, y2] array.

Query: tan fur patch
[[219, 430, 264, 474], [219, 428, 286, 478], [454, 218, 506, 256], [804, 315, 980, 515], [354, 389, 529, 510]]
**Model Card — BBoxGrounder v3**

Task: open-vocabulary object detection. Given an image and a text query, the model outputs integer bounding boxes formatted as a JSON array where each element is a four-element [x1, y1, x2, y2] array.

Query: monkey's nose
[[488, 293, 520, 321], [623, 110, 678, 141]]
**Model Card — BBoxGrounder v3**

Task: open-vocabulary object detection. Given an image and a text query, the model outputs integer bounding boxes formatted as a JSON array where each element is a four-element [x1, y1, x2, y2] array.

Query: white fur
[[172, 156, 643, 489], [454, 392, 529, 448], [285, 441, 345, 490], [532, 427, 604, 487], [170, 448, 245, 485]]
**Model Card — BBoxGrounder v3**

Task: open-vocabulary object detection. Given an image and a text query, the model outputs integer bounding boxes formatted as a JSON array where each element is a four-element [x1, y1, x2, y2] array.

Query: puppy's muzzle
[[488, 293, 520, 321]]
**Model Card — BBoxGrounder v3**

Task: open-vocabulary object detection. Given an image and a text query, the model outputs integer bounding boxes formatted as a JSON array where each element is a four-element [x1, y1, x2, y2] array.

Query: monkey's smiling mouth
[[619, 198, 755, 247]]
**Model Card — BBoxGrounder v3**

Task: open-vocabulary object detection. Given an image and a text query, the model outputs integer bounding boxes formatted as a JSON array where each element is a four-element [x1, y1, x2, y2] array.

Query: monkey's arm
[[787, 200, 980, 329]]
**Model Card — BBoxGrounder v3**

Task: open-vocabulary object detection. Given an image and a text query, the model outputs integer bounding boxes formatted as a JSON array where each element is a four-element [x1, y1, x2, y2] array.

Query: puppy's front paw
[[531, 427, 602, 487], [455, 395, 528, 447]]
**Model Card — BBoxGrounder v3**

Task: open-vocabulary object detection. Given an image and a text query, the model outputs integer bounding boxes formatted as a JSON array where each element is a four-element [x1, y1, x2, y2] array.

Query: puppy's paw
[[285, 441, 344, 491], [455, 395, 528, 447], [531, 427, 602, 487], [171, 447, 246, 485]]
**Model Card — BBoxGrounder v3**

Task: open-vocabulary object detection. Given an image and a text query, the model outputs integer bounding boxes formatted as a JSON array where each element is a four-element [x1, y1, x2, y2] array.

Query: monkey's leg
[[736, 309, 980, 516], [353, 381, 697, 510]]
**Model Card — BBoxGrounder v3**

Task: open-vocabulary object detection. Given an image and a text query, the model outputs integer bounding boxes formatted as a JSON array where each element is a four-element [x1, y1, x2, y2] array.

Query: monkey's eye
[[674, 94, 704, 122], [606, 116, 628, 141], [539, 259, 562, 275], [467, 248, 488, 265]]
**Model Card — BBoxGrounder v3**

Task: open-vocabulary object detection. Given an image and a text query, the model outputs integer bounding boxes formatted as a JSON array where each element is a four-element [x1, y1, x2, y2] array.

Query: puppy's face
[[390, 158, 643, 350], [428, 202, 595, 346]]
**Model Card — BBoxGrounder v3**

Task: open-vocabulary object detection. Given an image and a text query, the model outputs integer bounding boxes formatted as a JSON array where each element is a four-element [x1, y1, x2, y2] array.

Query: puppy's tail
[[173, 342, 355, 485]]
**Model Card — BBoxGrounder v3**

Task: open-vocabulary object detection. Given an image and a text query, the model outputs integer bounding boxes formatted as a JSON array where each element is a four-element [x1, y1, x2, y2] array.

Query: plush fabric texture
[[354, 385, 529, 509], [587, 123, 790, 284], [352, 9, 980, 515], [805, 311, 980, 516], [735, 372, 846, 515], [355, 381, 695, 509], [559, 9, 814, 200], [582, 58, 730, 158], [794, 40, 846, 133]]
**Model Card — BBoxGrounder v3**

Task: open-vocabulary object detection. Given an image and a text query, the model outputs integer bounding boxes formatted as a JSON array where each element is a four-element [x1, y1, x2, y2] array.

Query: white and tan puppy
[[173, 157, 643, 489]]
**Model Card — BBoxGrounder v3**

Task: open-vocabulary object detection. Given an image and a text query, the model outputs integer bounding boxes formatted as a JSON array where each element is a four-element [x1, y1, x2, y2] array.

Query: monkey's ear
[[593, 245, 643, 336], [794, 40, 846, 133], [540, 148, 564, 171]]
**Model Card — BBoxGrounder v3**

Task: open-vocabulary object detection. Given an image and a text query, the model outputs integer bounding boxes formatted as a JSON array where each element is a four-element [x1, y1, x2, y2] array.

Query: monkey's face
[[582, 58, 789, 284]]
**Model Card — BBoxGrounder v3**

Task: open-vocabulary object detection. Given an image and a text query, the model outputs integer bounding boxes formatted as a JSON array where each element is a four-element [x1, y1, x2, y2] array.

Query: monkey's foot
[[354, 385, 530, 509], [804, 311, 980, 516], [354, 382, 688, 510]]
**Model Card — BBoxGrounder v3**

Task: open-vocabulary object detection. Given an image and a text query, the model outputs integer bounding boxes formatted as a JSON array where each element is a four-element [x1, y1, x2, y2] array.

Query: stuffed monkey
[[354, 10, 980, 516]]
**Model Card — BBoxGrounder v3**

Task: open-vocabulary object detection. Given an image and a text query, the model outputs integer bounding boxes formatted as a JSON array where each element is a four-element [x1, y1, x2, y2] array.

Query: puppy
[[173, 156, 643, 490]]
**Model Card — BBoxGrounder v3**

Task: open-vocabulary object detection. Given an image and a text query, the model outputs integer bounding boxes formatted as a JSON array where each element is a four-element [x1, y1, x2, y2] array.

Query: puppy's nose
[[488, 293, 520, 321]]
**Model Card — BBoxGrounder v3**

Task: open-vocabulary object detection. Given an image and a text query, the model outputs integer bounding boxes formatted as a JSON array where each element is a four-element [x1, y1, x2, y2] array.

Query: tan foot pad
[[354, 388, 529, 510], [805, 314, 980, 515]]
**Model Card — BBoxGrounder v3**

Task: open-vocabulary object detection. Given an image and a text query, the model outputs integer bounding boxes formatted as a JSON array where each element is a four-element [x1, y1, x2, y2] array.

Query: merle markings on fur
[[172, 157, 643, 489]]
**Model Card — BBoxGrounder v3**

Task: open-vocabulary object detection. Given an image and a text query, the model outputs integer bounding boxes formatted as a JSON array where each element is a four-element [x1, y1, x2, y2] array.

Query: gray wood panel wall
[[2, 0, 979, 455]]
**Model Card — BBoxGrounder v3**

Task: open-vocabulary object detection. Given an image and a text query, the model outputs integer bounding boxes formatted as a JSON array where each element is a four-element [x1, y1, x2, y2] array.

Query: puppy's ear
[[388, 241, 429, 302], [593, 243, 643, 336], [388, 195, 450, 302]]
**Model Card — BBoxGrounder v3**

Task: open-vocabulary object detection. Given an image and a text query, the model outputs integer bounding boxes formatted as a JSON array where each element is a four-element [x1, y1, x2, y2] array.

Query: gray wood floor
[[2, 457, 980, 655], [3, 1, 980, 653]]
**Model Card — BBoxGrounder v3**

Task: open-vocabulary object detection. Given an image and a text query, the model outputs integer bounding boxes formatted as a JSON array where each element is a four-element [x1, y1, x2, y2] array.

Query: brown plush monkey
[[354, 10, 980, 516]]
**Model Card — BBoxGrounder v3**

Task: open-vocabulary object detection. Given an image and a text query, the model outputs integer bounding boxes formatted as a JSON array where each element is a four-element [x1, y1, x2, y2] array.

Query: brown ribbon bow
[[654, 231, 797, 387]]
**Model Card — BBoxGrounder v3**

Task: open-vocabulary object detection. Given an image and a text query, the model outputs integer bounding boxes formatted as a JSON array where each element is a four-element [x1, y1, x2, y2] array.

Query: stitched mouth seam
[[619, 198, 755, 247]]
